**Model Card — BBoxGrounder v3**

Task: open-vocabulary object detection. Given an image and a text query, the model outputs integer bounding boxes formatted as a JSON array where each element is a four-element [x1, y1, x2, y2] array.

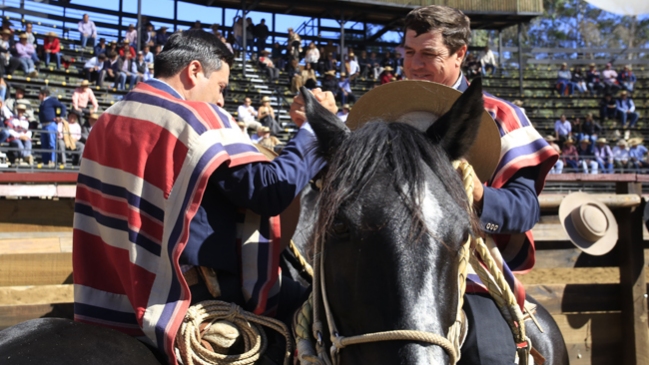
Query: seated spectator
[[124, 24, 138, 48], [271, 42, 284, 70], [72, 80, 99, 115], [57, 109, 84, 166], [321, 70, 340, 96], [594, 138, 614, 174], [618, 65, 636, 93], [479, 45, 497, 76], [0, 30, 20, 77], [616, 90, 639, 129], [143, 23, 156, 48], [576, 138, 598, 174], [5, 86, 35, 126], [78, 14, 97, 48], [586, 63, 604, 95], [358, 50, 371, 79], [381, 51, 395, 70], [571, 116, 583, 142], [300, 62, 317, 87], [43, 32, 61, 70], [286, 59, 302, 94], [304, 42, 319, 71], [2, 104, 32, 165], [580, 113, 602, 143], [22, 23, 38, 64], [380, 66, 394, 85], [156, 26, 170, 47], [107, 40, 118, 55], [80, 112, 98, 144], [237, 97, 260, 130], [572, 67, 587, 94], [369, 52, 381, 80], [143, 63, 154, 81], [345, 53, 360, 81], [544, 135, 563, 174], [613, 139, 631, 172], [337, 103, 351, 123], [219, 36, 233, 54], [94, 38, 107, 56], [562, 138, 580, 172], [118, 39, 136, 59], [554, 114, 571, 146], [15, 33, 38, 77], [237, 121, 251, 142], [256, 126, 283, 152], [338, 73, 357, 105], [556, 63, 574, 96], [84, 53, 106, 84], [601, 63, 620, 94], [142, 45, 154, 65], [628, 137, 649, 170], [258, 50, 278, 81], [133, 51, 147, 84], [99, 51, 126, 90], [251, 125, 265, 143], [1, 19, 13, 35], [0, 98, 12, 121], [118, 52, 138, 90], [463, 53, 482, 79], [257, 96, 281, 135], [599, 94, 617, 123]]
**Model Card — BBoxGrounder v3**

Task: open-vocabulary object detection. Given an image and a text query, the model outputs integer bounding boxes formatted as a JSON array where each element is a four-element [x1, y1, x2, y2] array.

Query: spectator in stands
[[556, 63, 574, 96], [15, 33, 38, 77], [601, 63, 620, 94], [286, 58, 302, 93], [594, 138, 614, 174], [323, 52, 337, 74], [586, 63, 604, 96], [463, 53, 482, 80], [232, 17, 243, 50], [629, 138, 649, 171], [84, 53, 106, 84], [119, 39, 136, 58], [544, 136, 563, 174], [322, 70, 340, 96], [554, 114, 571, 147], [4, 86, 34, 124], [255, 19, 269, 53], [599, 93, 617, 123], [78, 14, 97, 48], [210, 24, 220, 37], [0, 30, 19, 77], [119, 51, 138, 90], [337, 72, 356, 105], [0, 98, 10, 121], [190, 20, 202, 30], [142, 45, 154, 65], [337, 103, 350, 123], [133, 51, 147, 84], [1, 19, 13, 35], [576, 138, 598, 174], [287, 27, 302, 59], [22, 23, 38, 63], [43, 32, 61, 70], [358, 50, 371, 79], [94, 38, 107, 56], [270, 42, 284, 70], [618, 65, 636, 93], [381, 51, 395, 70], [4, 104, 32, 165], [571, 116, 583, 142], [479, 45, 497, 76], [562, 138, 580, 171], [250, 125, 265, 143], [613, 139, 630, 172], [256, 126, 283, 152], [572, 67, 587, 94], [380, 66, 394, 85], [143, 63, 154, 81], [300, 62, 317, 87], [156, 26, 170, 46], [57, 109, 84, 166], [258, 50, 279, 81], [305, 42, 320, 72], [345, 53, 360, 82], [237, 97, 260, 130], [98, 51, 125, 90], [107, 40, 118, 55], [38, 87, 66, 166], [80, 112, 98, 144], [124, 24, 138, 48], [245, 18, 255, 53], [143, 23, 156, 48], [580, 113, 602, 143], [72, 80, 99, 115], [616, 90, 639, 129], [257, 96, 281, 135]]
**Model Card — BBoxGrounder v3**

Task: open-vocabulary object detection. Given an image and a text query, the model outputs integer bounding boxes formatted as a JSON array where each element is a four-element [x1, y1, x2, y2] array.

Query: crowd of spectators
[[555, 62, 637, 97]]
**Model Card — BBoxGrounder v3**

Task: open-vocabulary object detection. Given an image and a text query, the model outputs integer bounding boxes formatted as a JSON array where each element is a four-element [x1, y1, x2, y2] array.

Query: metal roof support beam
[[173, 0, 178, 32], [339, 15, 345, 75], [137, 0, 142, 52], [518, 22, 523, 97], [498, 29, 503, 76], [242, 0, 247, 78], [119, 0, 124, 41]]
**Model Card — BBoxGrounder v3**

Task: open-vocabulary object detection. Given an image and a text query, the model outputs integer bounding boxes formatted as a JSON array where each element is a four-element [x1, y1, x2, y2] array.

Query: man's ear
[[455, 45, 468, 67], [184, 60, 202, 87]]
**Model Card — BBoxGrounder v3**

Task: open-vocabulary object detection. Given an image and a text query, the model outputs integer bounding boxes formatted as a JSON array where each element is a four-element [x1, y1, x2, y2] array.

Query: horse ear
[[302, 86, 350, 160], [425, 78, 484, 161]]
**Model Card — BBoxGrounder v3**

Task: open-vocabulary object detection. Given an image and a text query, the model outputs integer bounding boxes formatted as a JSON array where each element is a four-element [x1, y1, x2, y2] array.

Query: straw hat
[[629, 137, 643, 146], [261, 96, 271, 103], [18, 33, 27, 39], [620, 90, 628, 96], [579, 139, 591, 145], [383, 66, 394, 72], [564, 138, 575, 145], [47, 31, 58, 37], [16, 104, 26, 111], [544, 135, 556, 142], [617, 139, 628, 147], [559, 192, 618, 256], [596, 137, 607, 144], [324, 70, 336, 76], [1, 30, 11, 36], [347, 80, 501, 182], [342, 103, 351, 110], [80, 80, 90, 87], [89, 113, 100, 120]]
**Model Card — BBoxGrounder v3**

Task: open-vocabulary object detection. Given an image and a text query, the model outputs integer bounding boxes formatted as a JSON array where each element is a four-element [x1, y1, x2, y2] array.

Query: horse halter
[[310, 203, 473, 365]]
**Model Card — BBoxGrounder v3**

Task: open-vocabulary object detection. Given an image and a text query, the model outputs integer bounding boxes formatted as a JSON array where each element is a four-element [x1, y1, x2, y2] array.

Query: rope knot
[[226, 304, 242, 322], [185, 306, 200, 323]]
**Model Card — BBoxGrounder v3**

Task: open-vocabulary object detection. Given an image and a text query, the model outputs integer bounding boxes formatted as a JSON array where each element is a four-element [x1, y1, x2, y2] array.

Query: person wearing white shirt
[[84, 53, 106, 84], [237, 97, 261, 130], [347, 54, 360, 80], [336, 104, 350, 123], [479, 45, 497, 76], [78, 14, 97, 48], [613, 139, 630, 172]]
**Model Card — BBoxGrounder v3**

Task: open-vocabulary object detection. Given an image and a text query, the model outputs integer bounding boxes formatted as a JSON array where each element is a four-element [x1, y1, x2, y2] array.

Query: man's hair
[[39, 87, 50, 96], [403, 5, 471, 54], [154, 29, 234, 79]]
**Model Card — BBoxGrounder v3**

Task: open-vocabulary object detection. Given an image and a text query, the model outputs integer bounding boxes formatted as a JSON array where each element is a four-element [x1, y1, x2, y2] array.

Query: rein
[[301, 161, 531, 365]]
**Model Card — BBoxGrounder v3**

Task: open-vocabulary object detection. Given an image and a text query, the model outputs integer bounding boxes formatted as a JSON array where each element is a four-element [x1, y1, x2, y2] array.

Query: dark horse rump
[[0, 318, 163, 365]]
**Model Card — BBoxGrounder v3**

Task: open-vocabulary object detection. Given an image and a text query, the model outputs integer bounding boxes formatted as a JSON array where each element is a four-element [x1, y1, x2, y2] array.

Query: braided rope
[[289, 239, 314, 277], [176, 300, 293, 365]]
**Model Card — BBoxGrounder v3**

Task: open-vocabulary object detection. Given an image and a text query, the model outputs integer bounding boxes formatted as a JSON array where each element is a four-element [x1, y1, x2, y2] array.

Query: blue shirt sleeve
[[479, 166, 541, 235], [210, 124, 325, 217]]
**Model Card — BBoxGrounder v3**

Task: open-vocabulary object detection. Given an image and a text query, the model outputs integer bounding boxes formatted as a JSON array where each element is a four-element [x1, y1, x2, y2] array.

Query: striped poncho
[[72, 79, 280, 364]]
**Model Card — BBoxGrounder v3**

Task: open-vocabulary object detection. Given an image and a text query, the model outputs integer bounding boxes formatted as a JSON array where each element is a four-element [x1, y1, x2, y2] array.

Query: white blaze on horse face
[[395, 111, 440, 132]]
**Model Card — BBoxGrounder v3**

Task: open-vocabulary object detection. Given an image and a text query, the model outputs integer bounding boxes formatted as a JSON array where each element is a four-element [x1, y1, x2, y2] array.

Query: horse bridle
[[310, 224, 473, 365]]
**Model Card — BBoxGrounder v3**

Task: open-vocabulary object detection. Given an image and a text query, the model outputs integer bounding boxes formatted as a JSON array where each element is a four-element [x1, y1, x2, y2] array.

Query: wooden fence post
[[616, 181, 649, 365]]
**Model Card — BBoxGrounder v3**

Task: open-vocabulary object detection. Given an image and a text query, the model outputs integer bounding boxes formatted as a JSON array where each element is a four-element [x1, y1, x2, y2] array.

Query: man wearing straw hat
[[400, 5, 558, 363], [628, 137, 649, 170], [15, 33, 37, 77], [613, 139, 631, 172], [72, 80, 99, 116], [594, 137, 614, 174], [43, 31, 61, 70]]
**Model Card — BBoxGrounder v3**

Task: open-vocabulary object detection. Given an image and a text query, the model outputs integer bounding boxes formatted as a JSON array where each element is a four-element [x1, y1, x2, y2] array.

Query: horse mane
[[313, 121, 477, 252]]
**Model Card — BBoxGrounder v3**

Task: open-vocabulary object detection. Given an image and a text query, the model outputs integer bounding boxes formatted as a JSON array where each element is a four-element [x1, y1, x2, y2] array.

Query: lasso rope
[[176, 300, 293, 365]]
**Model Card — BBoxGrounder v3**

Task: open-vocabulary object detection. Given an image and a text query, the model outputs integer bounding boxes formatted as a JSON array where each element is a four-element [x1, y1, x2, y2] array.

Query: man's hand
[[289, 88, 337, 128], [19, 135, 29, 141]]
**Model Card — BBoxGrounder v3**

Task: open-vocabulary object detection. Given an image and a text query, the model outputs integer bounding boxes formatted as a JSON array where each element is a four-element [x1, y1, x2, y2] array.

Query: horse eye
[[332, 221, 349, 236]]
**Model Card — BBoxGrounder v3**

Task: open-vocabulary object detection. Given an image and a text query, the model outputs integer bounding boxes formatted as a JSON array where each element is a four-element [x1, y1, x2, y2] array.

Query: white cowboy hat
[[346, 80, 501, 182], [559, 192, 618, 256]]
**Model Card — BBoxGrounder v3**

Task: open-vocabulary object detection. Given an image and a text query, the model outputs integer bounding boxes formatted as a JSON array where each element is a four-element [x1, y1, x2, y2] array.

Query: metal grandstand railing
[[0, 128, 82, 170]]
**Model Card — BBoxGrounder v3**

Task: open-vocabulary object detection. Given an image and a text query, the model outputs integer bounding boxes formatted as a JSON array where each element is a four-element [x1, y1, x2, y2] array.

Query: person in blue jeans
[[38, 87, 66, 166], [556, 63, 574, 96], [616, 90, 639, 128]]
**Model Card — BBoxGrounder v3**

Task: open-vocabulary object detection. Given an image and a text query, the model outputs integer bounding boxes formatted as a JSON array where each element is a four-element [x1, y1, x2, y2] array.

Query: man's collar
[[453, 73, 468, 92], [146, 78, 184, 100]]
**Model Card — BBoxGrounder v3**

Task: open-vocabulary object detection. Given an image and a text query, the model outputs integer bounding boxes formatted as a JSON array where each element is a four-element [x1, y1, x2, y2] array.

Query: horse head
[[301, 80, 484, 364]]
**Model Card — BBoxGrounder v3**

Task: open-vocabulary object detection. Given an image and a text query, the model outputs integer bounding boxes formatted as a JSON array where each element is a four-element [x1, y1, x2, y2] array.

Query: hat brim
[[346, 80, 501, 183], [558, 192, 618, 256]]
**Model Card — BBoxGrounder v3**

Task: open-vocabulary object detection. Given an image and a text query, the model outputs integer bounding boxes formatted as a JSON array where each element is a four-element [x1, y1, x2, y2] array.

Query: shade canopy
[[585, 0, 649, 16]]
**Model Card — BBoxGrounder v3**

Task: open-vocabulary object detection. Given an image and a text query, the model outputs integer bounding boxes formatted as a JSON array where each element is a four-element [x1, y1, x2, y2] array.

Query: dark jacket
[[39, 96, 67, 124]]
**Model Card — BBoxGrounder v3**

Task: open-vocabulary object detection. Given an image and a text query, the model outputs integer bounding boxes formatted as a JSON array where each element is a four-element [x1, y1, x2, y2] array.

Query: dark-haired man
[[73, 29, 336, 364], [38, 87, 66, 165], [401, 5, 558, 363]]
